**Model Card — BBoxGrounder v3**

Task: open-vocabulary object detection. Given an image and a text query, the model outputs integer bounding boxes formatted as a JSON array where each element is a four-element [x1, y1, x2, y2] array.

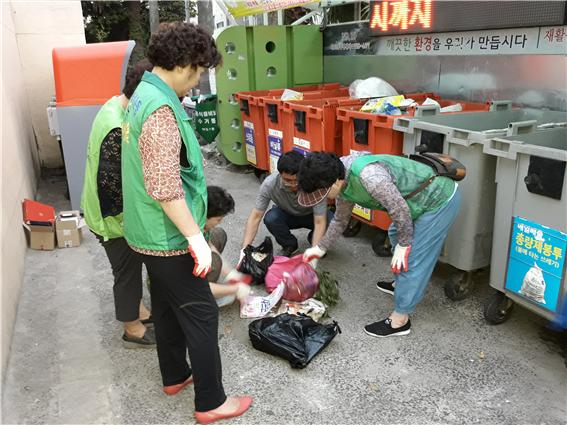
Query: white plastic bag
[[422, 97, 441, 108], [349, 77, 398, 99], [280, 89, 303, 101], [440, 103, 463, 113], [240, 282, 285, 318], [277, 298, 326, 322]]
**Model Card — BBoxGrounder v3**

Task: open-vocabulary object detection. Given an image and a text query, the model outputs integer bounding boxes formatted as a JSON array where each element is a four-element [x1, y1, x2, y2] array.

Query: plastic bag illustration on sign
[[520, 263, 546, 304]]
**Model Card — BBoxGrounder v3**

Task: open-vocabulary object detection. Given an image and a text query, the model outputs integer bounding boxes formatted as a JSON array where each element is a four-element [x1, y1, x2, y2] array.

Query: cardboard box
[[26, 224, 56, 250], [22, 199, 56, 251], [55, 210, 84, 248]]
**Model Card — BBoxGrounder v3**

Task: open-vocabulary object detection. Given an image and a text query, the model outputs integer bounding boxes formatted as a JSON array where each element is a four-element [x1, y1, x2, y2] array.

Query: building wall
[[10, 1, 85, 168], [1, 0, 40, 380], [1, 0, 85, 381]]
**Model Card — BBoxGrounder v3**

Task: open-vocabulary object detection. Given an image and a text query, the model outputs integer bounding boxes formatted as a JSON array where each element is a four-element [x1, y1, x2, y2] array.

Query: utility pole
[[184, 0, 191, 22], [197, 0, 214, 93], [149, 0, 159, 34]]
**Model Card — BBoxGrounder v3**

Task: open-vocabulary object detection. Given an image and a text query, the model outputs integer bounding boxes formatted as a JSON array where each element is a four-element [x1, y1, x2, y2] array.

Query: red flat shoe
[[194, 396, 253, 424], [163, 375, 193, 395]]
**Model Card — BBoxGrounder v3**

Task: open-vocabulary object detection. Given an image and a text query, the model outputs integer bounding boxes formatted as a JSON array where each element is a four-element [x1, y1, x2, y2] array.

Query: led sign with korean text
[[368, 1, 566, 36], [370, 0, 432, 34]]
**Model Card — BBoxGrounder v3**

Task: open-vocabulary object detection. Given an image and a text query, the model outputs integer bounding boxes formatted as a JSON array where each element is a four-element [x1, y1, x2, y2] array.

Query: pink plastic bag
[[265, 256, 303, 293], [265, 254, 319, 302]]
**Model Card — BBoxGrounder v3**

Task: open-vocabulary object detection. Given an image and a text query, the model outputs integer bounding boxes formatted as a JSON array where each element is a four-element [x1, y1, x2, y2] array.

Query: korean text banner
[[505, 216, 567, 313], [223, 0, 314, 17]]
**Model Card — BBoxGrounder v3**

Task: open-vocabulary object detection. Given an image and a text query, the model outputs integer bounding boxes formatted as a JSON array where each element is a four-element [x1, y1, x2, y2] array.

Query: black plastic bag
[[249, 313, 341, 369], [238, 236, 274, 285]]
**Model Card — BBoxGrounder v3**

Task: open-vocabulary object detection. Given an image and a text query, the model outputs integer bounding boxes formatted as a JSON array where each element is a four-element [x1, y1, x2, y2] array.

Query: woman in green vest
[[121, 23, 252, 423], [298, 152, 461, 338], [81, 59, 155, 348]]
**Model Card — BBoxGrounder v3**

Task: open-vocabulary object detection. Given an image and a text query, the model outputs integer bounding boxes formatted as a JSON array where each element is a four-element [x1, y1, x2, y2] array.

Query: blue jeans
[[263, 206, 334, 248], [388, 190, 462, 315]]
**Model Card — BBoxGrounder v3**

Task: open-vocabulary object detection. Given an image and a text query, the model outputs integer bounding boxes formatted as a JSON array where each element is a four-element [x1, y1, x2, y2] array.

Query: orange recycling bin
[[337, 93, 492, 231], [259, 88, 350, 172], [281, 97, 366, 158], [235, 84, 343, 171]]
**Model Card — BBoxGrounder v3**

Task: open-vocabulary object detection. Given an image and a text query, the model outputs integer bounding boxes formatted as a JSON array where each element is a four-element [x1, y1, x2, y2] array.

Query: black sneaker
[[376, 281, 395, 296], [364, 318, 411, 338], [122, 327, 156, 349], [279, 244, 298, 257]]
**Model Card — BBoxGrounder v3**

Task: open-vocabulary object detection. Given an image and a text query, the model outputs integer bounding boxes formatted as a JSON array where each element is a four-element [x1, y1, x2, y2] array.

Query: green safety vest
[[122, 72, 207, 252], [81, 96, 125, 240], [341, 154, 455, 220]]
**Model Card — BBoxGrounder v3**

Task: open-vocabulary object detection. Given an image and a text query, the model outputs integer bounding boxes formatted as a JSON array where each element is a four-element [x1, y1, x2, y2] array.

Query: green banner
[[194, 95, 219, 144]]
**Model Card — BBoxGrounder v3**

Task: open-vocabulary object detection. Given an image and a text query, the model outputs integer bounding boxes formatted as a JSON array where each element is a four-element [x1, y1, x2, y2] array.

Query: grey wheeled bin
[[481, 128, 567, 324], [393, 109, 567, 301]]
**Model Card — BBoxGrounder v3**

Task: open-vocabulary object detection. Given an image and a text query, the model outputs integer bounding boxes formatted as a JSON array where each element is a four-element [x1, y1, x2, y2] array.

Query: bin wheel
[[483, 291, 514, 325], [444, 271, 475, 301], [343, 218, 362, 237], [372, 230, 392, 257], [253, 168, 268, 183]]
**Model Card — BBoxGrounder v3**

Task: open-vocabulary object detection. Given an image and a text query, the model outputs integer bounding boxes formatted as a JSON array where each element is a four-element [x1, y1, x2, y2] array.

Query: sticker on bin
[[505, 216, 567, 313], [293, 137, 311, 151], [352, 204, 372, 221], [244, 121, 257, 165], [268, 129, 283, 173]]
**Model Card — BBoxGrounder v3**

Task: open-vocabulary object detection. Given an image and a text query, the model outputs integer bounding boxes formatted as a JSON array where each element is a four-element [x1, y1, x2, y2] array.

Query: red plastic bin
[[259, 88, 350, 172], [337, 93, 493, 231], [235, 84, 343, 171], [281, 97, 366, 158]]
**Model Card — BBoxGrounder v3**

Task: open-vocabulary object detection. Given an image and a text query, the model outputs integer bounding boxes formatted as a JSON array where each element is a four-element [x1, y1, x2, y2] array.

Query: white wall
[[11, 1, 85, 168], [1, 0, 85, 381], [1, 0, 40, 380]]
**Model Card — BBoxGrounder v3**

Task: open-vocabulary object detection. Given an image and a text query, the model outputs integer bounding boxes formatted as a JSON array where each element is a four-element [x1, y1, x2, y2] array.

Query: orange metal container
[[281, 97, 366, 157], [52, 41, 133, 107], [337, 93, 492, 231], [235, 84, 343, 171], [259, 88, 350, 172]]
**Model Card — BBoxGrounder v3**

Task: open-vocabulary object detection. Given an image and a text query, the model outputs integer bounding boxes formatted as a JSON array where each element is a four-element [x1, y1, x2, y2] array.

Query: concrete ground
[[3, 158, 566, 425]]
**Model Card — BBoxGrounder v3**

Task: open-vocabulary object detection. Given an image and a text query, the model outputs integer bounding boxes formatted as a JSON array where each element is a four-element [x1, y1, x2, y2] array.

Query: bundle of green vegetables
[[314, 270, 340, 308]]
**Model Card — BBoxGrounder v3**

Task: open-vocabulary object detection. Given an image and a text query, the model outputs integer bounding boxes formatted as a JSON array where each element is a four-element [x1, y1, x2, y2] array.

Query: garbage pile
[[237, 237, 341, 368]]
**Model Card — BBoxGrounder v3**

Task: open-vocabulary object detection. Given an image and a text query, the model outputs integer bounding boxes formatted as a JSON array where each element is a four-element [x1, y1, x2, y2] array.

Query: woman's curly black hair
[[207, 186, 235, 218], [147, 22, 222, 70], [298, 152, 346, 193]]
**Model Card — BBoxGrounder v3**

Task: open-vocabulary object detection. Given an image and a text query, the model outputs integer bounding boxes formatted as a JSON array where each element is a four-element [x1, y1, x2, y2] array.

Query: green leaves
[[314, 270, 340, 308]]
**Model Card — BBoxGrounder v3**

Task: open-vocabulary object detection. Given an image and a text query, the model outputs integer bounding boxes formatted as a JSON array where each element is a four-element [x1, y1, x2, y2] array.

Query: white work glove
[[223, 269, 252, 302], [235, 283, 251, 301], [223, 269, 253, 285], [186, 233, 212, 278], [391, 244, 411, 274], [303, 245, 326, 269]]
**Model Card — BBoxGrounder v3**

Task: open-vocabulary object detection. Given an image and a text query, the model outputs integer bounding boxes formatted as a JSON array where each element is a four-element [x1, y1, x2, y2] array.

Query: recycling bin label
[[244, 121, 257, 165], [505, 216, 567, 312], [268, 128, 283, 173]]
